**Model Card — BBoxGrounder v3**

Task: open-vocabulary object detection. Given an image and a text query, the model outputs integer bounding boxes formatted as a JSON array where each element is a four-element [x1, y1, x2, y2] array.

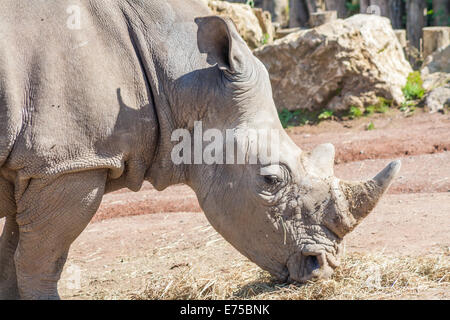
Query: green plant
[[406, 106, 417, 117], [377, 42, 389, 54], [376, 104, 388, 113], [365, 97, 391, 115], [378, 97, 392, 108], [348, 106, 363, 119], [345, 0, 360, 17], [294, 109, 318, 126], [433, 8, 450, 26], [399, 100, 416, 113], [402, 72, 425, 101], [365, 106, 375, 115], [278, 108, 337, 128], [318, 109, 334, 120], [261, 33, 270, 45], [425, 0, 450, 26], [245, 0, 254, 8], [278, 109, 294, 128], [366, 122, 375, 131]]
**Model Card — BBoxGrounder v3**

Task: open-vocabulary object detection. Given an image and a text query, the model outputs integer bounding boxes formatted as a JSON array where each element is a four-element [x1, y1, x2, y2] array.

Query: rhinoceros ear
[[308, 143, 335, 178], [195, 16, 252, 79]]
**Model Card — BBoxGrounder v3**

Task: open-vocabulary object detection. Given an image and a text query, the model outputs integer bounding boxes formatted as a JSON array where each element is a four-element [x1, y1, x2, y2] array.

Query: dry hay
[[132, 251, 449, 300]]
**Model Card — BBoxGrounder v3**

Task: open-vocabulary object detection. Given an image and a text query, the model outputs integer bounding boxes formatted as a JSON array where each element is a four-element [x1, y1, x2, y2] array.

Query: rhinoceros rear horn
[[195, 16, 252, 79], [339, 160, 401, 231]]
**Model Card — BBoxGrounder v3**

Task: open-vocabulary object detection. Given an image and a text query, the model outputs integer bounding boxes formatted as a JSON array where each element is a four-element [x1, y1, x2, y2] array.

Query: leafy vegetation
[[278, 97, 393, 129], [245, 0, 254, 8], [348, 106, 363, 119], [318, 109, 334, 120], [400, 101, 417, 116], [402, 72, 425, 101], [279, 108, 336, 128], [365, 97, 391, 115], [425, 0, 450, 26], [278, 109, 295, 128], [345, 0, 360, 17], [366, 122, 375, 131], [261, 33, 270, 45]]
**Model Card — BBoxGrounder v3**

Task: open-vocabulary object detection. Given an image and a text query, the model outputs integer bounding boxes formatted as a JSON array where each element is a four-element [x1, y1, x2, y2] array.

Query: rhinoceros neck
[[122, 0, 214, 190]]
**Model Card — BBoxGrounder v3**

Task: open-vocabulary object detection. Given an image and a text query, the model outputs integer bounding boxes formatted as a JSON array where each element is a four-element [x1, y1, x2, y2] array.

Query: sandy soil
[[1, 110, 449, 299], [58, 192, 450, 299], [287, 111, 450, 163]]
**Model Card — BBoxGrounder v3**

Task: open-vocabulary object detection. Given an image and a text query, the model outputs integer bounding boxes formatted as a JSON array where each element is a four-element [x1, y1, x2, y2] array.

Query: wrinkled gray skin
[[0, 0, 400, 299]]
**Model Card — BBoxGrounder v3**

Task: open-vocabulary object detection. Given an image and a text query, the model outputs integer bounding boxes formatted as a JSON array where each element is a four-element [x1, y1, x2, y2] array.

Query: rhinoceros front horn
[[327, 160, 401, 237]]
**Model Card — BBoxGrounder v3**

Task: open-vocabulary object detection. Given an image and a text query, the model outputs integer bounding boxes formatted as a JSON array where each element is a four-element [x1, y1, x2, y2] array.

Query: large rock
[[309, 11, 338, 28], [404, 43, 423, 71], [423, 27, 450, 59], [421, 45, 450, 91], [252, 8, 274, 44], [225, 0, 289, 26], [425, 85, 450, 113], [255, 0, 289, 26], [422, 45, 450, 75], [254, 14, 413, 111], [421, 44, 450, 112], [209, 1, 265, 49], [275, 27, 302, 40], [422, 71, 450, 92], [195, 0, 210, 6], [394, 29, 407, 48]]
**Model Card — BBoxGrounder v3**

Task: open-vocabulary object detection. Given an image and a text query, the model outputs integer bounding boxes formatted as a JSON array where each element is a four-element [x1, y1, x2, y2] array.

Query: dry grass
[[132, 251, 449, 300]]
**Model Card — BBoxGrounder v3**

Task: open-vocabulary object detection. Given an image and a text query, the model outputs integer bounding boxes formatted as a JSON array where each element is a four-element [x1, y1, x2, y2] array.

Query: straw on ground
[[132, 251, 449, 300]]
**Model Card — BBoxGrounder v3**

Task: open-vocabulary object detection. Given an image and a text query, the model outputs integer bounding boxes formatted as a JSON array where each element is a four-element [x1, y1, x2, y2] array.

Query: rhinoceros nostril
[[286, 252, 328, 283], [305, 255, 321, 273]]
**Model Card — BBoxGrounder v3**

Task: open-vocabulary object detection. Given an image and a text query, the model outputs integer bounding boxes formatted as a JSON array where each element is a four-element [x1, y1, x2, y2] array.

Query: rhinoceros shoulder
[[1, 1, 162, 189]]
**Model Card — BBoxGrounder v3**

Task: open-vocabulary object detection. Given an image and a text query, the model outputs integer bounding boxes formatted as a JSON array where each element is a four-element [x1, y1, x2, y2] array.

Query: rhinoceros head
[[181, 16, 401, 283]]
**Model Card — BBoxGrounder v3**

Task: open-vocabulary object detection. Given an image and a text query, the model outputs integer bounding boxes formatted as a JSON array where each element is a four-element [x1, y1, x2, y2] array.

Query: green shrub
[[278, 109, 294, 128], [318, 110, 334, 120], [261, 33, 270, 45], [278, 108, 336, 128], [402, 72, 425, 101], [365, 97, 391, 115], [348, 106, 363, 119], [345, 0, 360, 16]]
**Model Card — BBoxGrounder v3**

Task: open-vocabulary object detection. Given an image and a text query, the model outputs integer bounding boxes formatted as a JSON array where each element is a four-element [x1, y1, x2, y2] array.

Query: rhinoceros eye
[[260, 165, 285, 187], [263, 175, 280, 185]]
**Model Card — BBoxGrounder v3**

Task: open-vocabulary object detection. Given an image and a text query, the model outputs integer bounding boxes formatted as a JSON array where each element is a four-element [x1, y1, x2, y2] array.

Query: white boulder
[[254, 14, 413, 111]]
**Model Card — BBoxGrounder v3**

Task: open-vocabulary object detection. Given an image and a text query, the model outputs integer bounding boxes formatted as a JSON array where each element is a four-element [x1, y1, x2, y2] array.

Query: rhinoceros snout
[[286, 250, 336, 283]]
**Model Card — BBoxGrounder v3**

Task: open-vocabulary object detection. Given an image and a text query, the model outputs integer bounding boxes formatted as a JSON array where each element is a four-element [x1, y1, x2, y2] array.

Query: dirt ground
[[1, 110, 449, 299]]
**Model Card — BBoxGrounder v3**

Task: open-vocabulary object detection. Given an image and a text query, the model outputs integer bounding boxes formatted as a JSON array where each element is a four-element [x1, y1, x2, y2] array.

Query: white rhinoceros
[[0, 0, 400, 299]]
